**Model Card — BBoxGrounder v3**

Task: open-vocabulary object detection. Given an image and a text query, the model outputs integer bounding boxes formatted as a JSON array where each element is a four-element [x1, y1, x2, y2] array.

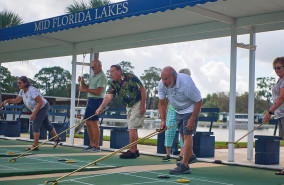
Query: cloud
[[1, 0, 284, 99]]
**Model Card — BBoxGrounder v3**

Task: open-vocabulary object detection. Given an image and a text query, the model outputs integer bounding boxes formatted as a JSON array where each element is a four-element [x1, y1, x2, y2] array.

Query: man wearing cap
[[96, 64, 146, 159], [158, 66, 202, 174]]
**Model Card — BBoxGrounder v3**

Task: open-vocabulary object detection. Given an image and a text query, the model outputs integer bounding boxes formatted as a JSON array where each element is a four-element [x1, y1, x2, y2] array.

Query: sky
[[0, 0, 283, 98]]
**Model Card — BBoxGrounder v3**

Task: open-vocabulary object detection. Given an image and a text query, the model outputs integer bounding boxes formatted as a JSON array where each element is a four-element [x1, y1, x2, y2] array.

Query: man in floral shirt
[[96, 65, 146, 159]]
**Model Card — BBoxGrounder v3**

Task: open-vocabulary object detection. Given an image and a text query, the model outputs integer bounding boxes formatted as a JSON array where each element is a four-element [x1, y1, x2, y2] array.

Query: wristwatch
[[268, 111, 273, 115]]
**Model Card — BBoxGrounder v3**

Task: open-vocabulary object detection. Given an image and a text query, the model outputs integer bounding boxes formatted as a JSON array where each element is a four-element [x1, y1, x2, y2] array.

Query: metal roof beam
[[183, 6, 234, 24], [29, 35, 75, 47]]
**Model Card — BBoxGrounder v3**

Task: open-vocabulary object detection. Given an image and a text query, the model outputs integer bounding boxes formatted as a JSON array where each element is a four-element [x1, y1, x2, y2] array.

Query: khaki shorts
[[126, 101, 145, 129]]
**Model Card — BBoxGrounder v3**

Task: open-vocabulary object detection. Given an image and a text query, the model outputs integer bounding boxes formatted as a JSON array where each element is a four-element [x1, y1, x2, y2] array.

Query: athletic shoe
[[176, 155, 197, 166], [170, 163, 191, 174], [162, 155, 171, 162], [135, 150, 140, 157], [176, 156, 183, 162], [82, 146, 92, 151], [188, 155, 197, 164], [88, 147, 101, 152], [120, 150, 137, 159]]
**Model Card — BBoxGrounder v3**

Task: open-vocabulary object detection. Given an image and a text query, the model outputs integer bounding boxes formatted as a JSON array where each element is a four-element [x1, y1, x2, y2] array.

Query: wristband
[[268, 111, 273, 115]]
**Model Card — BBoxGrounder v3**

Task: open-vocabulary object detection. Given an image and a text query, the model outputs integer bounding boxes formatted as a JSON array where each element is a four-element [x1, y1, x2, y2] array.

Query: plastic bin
[[4, 120, 21, 137], [48, 122, 67, 142], [193, 132, 215, 157]]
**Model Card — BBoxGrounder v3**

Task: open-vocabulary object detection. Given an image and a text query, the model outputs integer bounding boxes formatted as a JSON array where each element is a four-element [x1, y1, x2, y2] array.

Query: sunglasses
[[274, 66, 284, 71], [90, 66, 95, 69], [17, 82, 22, 85]]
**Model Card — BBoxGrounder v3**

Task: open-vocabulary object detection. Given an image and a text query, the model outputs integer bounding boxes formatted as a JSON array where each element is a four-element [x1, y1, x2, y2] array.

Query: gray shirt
[[272, 77, 284, 119], [158, 73, 202, 114]]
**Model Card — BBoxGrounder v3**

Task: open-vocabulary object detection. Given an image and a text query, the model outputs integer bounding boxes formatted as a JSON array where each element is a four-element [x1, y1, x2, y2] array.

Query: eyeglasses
[[90, 66, 95, 69], [274, 66, 284, 71]]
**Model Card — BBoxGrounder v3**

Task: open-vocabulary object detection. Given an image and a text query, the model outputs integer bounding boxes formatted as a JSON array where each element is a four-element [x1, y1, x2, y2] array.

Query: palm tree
[[0, 10, 23, 29], [0, 10, 23, 117], [65, 0, 110, 60], [66, 0, 111, 14]]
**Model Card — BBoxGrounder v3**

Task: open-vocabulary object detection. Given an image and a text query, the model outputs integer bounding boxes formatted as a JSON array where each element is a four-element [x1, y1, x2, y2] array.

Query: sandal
[[275, 170, 284, 175], [53, 137, 61, 149], [25, 145, 39, 151]]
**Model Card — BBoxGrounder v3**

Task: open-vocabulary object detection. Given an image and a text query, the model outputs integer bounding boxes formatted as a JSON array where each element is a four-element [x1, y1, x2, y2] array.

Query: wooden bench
[[83, 107, 129, 149], [0, 105, 25, 137], [157, 108, 220, 157], [254, 119, 282, 165]]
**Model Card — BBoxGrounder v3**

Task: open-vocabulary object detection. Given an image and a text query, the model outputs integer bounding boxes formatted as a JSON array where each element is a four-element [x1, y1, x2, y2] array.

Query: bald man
[[158, 66, 202, 174], [78, 59, 107, 152]]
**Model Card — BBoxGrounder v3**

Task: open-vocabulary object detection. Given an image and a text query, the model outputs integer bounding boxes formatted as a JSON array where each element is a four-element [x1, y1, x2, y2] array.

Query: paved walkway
[[18, 134, 284, 170]]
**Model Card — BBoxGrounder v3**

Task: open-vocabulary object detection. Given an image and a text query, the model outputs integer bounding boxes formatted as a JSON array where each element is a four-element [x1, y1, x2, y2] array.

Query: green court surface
[[1, 167, 283, 185], [0, 139, 34, 145], [0, 138, 283, 185], [0, 154, 175, 177]]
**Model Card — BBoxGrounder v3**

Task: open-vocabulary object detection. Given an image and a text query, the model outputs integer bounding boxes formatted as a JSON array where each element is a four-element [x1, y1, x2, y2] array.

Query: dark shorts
[[83, 98, 103, 121], [33, 102, 54, 133], [176, 112, 198, 135], [279, 117, 284, 137]]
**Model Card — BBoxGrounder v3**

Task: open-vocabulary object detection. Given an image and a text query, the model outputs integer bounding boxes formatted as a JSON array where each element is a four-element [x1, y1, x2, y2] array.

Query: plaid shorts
[[164, 109, 184, 147]]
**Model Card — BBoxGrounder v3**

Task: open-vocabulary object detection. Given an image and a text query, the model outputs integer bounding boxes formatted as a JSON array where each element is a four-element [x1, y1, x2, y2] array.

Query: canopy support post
[[247, 27, 256, 161], [69, 47, 77, 145], [228, 20, 237, 162]]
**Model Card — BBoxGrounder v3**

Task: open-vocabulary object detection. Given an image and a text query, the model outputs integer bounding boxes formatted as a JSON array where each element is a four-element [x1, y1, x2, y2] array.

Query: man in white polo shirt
[[158, 66, 202, 174]]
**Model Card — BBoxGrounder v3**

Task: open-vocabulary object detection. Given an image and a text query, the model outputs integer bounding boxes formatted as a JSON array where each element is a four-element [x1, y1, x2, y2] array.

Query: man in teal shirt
[[96, 64, 146, 159], [78, 59, 107, 152]]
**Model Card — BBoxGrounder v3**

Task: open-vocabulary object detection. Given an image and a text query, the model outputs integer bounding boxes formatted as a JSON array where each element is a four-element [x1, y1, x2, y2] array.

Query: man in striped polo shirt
[[158, 66, 202, 174]]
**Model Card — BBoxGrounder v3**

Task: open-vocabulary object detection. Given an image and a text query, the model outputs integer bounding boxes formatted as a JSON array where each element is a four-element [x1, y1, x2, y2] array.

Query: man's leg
[[182, 135, 193, 166], [129, 129, 138, 152], [86, 120, 100, 148]]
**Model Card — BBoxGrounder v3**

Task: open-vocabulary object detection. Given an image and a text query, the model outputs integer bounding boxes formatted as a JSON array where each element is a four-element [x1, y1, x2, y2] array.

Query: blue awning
[[0, 0, 216, 42]]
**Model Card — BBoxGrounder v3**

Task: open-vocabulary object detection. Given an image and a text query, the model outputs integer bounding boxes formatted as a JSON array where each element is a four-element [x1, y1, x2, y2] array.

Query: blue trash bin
[[254, 135, 281, 165], [0, 120, 7, 135], [4, 120, 21, 137], [193, 132, 215, 157], [157, 129, 166, 154], [18, 118, 30, 133], [110, 128, 129, 149], [48, 122, 67, 142]]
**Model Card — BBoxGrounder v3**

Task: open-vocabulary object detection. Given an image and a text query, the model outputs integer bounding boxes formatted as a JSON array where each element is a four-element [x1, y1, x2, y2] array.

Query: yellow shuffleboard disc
[[177, 179, 190, 183], [65, 160, 76, 163], [6, 152, 15, 154]]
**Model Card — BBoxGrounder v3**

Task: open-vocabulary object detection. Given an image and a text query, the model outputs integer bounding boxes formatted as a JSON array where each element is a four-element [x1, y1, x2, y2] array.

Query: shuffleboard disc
[[177, 179, 190, 183], [158, 175, 170, 178], [58, 159, 68, 161], [65, 160, 76, 163], [6, 152, 15, 154]]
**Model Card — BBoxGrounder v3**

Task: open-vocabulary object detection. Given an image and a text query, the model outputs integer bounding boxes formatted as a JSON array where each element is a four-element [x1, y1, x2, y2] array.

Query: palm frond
[[0, 10, 23, 29]]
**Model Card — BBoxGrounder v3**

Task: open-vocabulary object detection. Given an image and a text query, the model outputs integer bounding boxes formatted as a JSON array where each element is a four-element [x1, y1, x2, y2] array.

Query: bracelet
[[268, 111, 273, 115]]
